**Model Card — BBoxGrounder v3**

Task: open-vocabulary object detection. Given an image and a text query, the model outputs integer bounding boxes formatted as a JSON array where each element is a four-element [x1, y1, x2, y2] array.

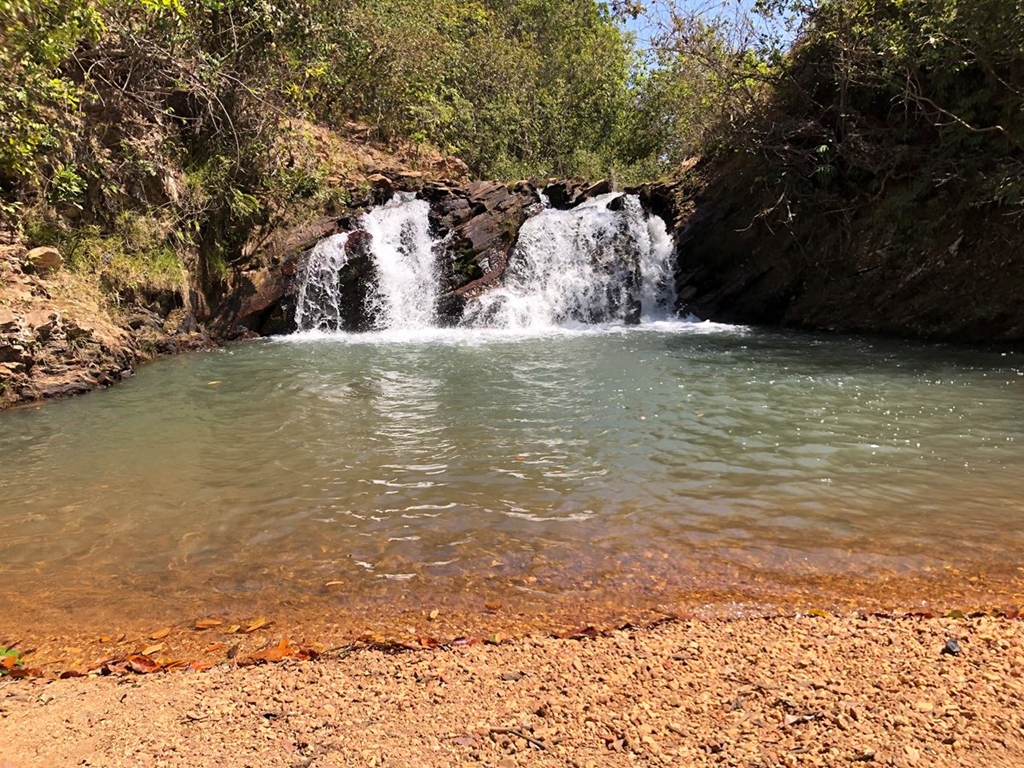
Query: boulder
[[425, 180, 543, 309], [542, 179, 612, 210], [127, 311, 163, 331], [366, 173, 394, 195], [24, 309, 59, 341], [581, 179, 612, 200], [0, 342, 30, 366], [25, 246, 62, 276]]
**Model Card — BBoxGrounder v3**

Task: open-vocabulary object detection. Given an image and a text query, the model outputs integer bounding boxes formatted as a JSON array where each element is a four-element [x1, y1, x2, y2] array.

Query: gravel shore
[[2, 613, 1023, 767]]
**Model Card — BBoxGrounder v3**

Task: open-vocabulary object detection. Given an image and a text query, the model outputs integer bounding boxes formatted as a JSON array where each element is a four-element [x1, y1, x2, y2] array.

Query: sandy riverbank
[[2, 613, 1023, 767]]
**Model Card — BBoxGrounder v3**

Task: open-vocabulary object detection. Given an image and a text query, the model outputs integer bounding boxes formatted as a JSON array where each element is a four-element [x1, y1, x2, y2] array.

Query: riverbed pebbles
[[1, 613, 1023, 767]]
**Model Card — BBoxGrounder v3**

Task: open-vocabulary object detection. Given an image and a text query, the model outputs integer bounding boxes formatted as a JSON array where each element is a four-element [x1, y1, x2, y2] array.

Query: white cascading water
[[637, 206, 678, 317], [361, 193, 439, 330], [293, 232, 350, 332], [294, 193, 439, 332], [294, 191, 676, 333], [461, 193, 676, 329]]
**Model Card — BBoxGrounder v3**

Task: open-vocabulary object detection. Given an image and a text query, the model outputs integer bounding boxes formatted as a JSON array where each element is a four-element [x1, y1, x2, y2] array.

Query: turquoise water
[[2, 322, 1023, 629]]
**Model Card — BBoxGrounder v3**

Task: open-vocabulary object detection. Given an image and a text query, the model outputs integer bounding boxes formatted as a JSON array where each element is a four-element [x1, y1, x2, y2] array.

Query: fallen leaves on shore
[[127, 655, 161, 674], [4, 603, 1022, 681], [0, 648, 38, 678], [241, 639, 320, 666], [244, 617, 273, 634]]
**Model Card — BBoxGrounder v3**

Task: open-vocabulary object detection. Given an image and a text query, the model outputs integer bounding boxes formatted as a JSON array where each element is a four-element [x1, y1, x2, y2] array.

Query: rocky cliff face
[[9, 149, 1018, 411], [424, 179, 544, 323], [650, 155, 1024, 345], [1, 173, 628, 408], [0, 238, 210, 410]]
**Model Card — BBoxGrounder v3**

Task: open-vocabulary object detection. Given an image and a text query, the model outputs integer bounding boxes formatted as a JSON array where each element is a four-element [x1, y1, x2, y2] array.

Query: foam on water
[[285, 319, 743, 348]]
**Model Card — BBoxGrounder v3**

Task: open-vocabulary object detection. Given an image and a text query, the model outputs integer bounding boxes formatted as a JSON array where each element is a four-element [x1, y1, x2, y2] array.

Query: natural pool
[[2, 321, 1023, 643]]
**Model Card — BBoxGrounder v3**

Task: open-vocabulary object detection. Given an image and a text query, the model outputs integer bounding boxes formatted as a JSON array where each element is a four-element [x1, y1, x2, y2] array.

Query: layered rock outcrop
[[0, 242, 210, 409]]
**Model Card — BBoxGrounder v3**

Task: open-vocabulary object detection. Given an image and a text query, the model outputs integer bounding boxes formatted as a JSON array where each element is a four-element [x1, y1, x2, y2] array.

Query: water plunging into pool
[[294, 192, 678, 334]]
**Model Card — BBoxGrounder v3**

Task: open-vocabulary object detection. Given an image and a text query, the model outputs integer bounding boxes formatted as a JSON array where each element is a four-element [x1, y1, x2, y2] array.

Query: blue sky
[[618, 0, 797, 52]]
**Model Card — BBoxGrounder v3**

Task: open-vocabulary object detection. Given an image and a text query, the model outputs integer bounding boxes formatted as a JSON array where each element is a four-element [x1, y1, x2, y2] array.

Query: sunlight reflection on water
[[2, 321, 1023, 632]]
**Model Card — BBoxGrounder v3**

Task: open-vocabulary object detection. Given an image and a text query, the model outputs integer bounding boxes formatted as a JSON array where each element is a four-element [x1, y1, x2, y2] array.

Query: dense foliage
[[0, 0, 648, 213], [2, 0, 1020, 283], [643, 0, 1023, 203]]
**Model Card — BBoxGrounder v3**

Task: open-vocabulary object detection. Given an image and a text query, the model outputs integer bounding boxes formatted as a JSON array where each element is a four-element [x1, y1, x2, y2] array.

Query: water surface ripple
[[2, 323, 1023, 632]]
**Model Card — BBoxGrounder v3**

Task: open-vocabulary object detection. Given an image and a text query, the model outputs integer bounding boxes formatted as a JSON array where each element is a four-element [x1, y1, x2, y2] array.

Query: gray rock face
[[422, 180, 544, 324], [425, 180, 543, 293], [326, 230, 377, 333], [542, 179, 611, 210]]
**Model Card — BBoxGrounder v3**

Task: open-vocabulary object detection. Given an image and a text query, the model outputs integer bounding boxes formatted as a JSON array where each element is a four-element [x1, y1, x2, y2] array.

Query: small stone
[[942, 638, 961, 656], [904, 745, 920, 763]]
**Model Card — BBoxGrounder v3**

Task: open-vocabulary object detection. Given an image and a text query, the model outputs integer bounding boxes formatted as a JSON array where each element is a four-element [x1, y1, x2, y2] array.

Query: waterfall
[[361, 193, 439, 330], [638, 207, 677, 317], [461, 193, 677, 329], [294, 193, 439, 332], [294, 191, 676, 333], [293, 233, 350, 332]]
